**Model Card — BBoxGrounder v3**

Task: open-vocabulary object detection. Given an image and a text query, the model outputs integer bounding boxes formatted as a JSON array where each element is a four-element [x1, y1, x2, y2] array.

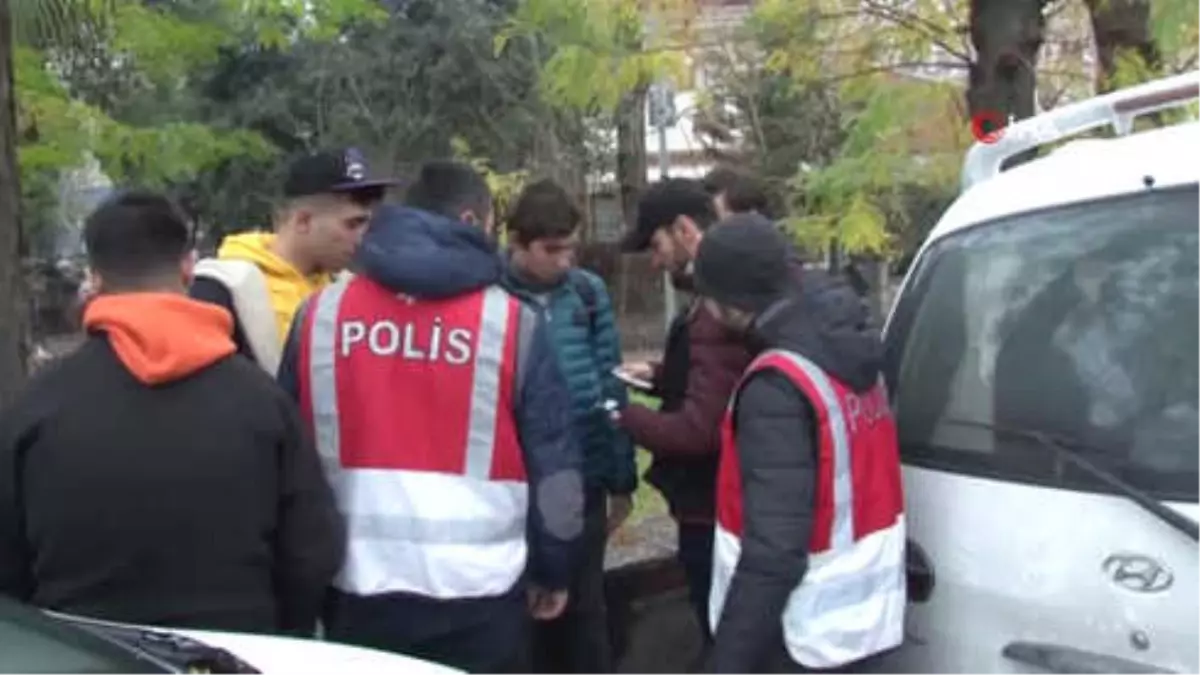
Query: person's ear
[[674, 216, 703, 251], [293, 208, 314, 234], [81, 268, 100, 299], [713, 193, 731, 220], [673, 216, 696, 238], [180, 250, 197, 286]]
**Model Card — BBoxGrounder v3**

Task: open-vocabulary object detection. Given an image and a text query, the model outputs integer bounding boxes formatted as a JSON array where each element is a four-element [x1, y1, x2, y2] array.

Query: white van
[[879, 72, 1199, 673], [1, 596, 460, 674]]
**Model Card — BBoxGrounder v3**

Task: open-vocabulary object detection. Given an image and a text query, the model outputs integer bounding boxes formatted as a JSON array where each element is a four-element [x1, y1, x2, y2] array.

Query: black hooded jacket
[[710, 269, 883, 673]]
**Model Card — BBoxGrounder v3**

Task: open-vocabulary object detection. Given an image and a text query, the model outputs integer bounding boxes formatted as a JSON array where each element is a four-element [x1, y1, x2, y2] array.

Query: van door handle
[[1002, 641, 1175, 673]]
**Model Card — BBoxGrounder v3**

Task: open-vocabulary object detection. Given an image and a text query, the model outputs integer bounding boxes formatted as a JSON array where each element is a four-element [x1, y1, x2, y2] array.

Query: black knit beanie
[[693, 213, 792, 313]]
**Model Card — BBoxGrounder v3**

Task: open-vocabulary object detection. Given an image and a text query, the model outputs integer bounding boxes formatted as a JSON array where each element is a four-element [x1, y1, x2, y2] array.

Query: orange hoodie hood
[[84, 293, 237, 385]]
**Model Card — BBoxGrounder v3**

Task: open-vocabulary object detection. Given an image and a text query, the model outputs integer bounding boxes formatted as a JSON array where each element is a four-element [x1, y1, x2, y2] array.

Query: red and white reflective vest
[[709, 349, 906, 668], [298, 276, 531, 600]]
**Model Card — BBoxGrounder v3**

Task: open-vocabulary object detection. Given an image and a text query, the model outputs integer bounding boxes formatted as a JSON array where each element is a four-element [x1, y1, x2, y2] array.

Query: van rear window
[[884, 185, 1198, 503]]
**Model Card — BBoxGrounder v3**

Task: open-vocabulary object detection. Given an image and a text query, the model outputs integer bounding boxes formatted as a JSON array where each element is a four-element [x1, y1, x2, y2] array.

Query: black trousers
[[676, 521, 715, 643], [325, 585, 530, 673], [700, 643, 868, 672], [532, 487, 613, 673]]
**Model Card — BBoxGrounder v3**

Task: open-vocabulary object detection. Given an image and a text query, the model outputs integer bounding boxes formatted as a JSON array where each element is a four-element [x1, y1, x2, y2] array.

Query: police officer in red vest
[[277, 161, 584, 673], [691, 215, 906, 673]]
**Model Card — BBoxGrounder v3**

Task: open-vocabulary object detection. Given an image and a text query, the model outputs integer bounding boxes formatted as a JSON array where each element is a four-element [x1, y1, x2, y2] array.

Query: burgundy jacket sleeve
[[620, 304, 751, 457]]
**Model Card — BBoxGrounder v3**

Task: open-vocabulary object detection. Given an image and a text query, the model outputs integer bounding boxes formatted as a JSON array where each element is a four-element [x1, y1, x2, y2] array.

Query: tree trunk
[[616, 88, 648, 232], [1083, 0, 1161, 92], [0, 0, 29, 408], [614, 85, 647, 319], [967, 0, 1047, 167]]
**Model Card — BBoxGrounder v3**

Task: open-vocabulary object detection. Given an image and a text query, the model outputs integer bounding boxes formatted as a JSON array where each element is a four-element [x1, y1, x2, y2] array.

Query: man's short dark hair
[[506, 179, 582, 246], [84, 190, 193, 289], [703, 165, 769, 215], [403, 160, 492, 221]]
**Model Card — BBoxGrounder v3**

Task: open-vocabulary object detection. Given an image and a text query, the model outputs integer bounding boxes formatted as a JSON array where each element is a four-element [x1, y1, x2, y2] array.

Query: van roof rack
[[961, 71, 1200, 191]]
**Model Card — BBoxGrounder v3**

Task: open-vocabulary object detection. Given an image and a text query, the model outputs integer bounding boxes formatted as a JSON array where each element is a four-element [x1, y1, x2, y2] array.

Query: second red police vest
[[299, 275, 531, 599], [710, 348, 906, 668]]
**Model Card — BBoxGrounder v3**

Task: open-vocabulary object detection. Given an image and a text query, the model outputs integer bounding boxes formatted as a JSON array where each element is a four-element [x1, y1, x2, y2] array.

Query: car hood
[[171, 629, 463, 674]]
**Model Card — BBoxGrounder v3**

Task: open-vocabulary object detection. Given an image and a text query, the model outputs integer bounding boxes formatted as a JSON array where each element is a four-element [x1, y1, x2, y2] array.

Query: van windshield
[[886, 185, 1198, 503]]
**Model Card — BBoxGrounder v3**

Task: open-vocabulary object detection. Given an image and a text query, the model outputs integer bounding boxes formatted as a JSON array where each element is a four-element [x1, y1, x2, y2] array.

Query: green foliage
[[498, 0, 689, 112], [220, 0, 387, 47], [181, 0, 564, 232], [450, 136, 529, 226], [108, 3, 228, 81], [1148, 0, 1199, 69], [11, 0, 377, 237], [748, 0, 969, 258], [1104, 0, 1198, 91]]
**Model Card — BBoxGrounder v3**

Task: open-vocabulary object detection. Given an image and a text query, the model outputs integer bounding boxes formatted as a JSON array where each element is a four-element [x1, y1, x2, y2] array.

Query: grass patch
[[627, 391, 668, 528]]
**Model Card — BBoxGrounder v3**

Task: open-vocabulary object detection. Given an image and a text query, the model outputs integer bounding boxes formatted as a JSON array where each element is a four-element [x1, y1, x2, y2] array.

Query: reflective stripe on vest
[[192, 259, 281, 374], [709, 349, 906, 668], [303, 276, 528, 599]]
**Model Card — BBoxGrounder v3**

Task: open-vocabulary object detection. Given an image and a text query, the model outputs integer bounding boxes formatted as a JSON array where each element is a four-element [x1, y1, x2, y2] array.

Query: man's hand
[[527, 586, 569, 621], [607, 494, 633, 536]]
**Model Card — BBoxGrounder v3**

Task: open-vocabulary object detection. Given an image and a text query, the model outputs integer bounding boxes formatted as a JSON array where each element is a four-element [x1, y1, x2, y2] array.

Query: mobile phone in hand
[[612, 367, 652, 391]]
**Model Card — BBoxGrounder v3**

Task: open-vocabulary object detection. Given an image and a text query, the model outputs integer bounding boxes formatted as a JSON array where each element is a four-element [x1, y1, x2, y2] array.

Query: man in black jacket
[[0, 190, 344, 635], [691, 215, 905, 673]]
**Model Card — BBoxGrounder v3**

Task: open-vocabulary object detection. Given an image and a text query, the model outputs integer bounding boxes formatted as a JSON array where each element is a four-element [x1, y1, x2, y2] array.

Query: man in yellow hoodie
[[190, 148, 394, 372]]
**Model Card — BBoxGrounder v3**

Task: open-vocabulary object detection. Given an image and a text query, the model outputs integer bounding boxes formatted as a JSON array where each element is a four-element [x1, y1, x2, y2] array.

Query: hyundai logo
[[1102, 554, 1174, 593]]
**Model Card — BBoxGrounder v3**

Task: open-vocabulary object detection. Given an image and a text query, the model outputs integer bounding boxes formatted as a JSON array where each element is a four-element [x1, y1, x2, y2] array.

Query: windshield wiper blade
[[51, 613, 261, 674], [939, 418, 1199, 542]]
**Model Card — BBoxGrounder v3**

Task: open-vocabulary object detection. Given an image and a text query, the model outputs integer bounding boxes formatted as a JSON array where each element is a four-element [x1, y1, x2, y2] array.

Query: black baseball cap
[[282, 148, 398, 199], [620, 178, 716, 252]]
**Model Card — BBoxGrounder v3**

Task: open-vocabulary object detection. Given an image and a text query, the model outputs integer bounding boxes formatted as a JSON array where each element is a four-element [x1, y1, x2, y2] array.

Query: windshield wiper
[[50, 613, 261, 674], [938, 418, 1199, 542]]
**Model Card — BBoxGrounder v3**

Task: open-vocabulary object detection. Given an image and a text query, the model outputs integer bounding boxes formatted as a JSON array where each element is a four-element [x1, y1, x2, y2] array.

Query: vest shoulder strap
[[193, 258, 282, 375]]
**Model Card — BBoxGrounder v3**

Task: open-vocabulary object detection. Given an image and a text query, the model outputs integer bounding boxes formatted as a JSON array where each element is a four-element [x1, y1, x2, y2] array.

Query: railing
[[961, 71, 1200, 191]]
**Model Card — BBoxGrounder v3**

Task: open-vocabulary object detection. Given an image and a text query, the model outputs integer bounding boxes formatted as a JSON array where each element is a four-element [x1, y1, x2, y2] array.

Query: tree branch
[[861, 1, 973, 62]]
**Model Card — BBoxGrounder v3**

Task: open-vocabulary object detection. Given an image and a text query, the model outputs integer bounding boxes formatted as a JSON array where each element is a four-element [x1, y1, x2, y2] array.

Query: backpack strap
[[567, 269, 599, 335], [192, 259, 282, 375]]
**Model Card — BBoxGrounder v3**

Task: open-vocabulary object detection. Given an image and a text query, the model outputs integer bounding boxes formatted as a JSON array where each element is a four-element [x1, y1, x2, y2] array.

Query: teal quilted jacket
[[501, 262, 638, 494]]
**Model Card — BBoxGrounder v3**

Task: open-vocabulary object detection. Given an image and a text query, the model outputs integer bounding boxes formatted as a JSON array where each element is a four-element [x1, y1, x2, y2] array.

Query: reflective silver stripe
[[346, 512, 524, 544], [512, 303, 538, 398], [463, 286, 512, 479], [794, 562, 905, 617], [713, 522, 907, 641], [758, 349, 855, 550], [309, 278, 352, 463]]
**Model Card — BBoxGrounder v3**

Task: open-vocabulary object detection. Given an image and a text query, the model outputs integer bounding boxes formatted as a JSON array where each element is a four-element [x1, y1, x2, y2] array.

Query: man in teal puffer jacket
[[501, 179, 638, 674]]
